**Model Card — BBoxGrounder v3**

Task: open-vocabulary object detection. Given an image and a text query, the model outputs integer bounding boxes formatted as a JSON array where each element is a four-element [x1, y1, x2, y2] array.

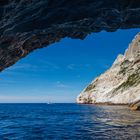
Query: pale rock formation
[[77, 32, 140, 105]]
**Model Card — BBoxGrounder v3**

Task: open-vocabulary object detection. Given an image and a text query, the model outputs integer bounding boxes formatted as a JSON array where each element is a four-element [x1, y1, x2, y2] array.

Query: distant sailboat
[[46, 102, 53, 104]]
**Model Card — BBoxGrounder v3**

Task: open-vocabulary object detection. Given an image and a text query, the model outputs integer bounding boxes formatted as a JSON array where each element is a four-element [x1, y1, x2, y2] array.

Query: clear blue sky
[[0, 29, 139, 103]]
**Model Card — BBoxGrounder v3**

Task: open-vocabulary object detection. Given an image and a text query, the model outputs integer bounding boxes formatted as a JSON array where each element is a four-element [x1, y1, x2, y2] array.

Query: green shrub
[[115, 73, 140, 91], [85, 84, 96, 92]]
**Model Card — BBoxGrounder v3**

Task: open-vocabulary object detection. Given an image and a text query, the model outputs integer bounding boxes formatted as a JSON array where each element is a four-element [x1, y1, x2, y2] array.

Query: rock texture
[[129, 100, 140, 110], [0, 0, 140, 71], [77, 32, 140, 105]]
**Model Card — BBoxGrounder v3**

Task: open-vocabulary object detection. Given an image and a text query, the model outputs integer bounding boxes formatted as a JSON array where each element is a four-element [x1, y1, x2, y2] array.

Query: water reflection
[[0, 104, 140, 139], [83, 105, 140, 139]]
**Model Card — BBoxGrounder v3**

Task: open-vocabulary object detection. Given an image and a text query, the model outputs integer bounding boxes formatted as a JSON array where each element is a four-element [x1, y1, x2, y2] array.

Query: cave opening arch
[[0, 29, 139, 103]]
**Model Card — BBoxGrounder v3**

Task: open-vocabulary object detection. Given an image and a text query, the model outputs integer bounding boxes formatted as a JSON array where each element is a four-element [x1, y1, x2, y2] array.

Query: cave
[[1, 29, 139, 103], [0, 0, 140, 71], [1, 1, 140, 138]]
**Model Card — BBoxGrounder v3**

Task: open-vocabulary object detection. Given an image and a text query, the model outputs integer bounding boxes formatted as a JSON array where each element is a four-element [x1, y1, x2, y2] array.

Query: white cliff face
[[77, 32, 140, 104]]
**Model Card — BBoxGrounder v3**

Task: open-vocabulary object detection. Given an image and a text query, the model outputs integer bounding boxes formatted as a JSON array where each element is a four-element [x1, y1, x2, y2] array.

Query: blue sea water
[[0, 103, 140, 140]]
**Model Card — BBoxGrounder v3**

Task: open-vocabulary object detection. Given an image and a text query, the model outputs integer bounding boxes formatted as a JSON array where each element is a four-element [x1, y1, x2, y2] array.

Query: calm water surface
[[0, 103, 140, 140]]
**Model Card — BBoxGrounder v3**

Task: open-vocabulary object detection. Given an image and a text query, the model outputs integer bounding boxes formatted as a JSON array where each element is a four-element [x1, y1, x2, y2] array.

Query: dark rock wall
[[0, 0, 140, 71]]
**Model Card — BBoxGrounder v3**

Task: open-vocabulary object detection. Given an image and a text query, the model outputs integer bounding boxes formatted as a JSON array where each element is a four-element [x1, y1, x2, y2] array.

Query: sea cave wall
[[0, 0, 140, 71]]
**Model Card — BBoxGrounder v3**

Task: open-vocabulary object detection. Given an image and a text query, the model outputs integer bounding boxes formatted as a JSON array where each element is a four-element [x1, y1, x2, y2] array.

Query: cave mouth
[[0, 29, 139, 103]]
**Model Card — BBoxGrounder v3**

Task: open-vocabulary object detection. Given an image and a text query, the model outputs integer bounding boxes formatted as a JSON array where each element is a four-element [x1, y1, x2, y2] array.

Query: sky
[[0, 28, 139, 103]]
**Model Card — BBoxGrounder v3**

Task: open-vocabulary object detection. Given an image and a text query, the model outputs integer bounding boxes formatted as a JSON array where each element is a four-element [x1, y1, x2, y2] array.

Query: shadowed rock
[[129, 100, 140, 110], [0, 0, 140, 71]]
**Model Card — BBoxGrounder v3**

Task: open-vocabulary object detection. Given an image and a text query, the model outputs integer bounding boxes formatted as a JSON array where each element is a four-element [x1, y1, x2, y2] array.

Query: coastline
[[77, 102, 129, 106]]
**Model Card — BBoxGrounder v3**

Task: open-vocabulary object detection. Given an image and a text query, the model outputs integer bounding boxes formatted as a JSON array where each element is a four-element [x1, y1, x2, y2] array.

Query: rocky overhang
[[0, 0, 140, 71]]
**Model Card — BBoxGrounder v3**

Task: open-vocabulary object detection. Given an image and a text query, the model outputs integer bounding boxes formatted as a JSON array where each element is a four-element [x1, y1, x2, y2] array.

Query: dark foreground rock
[[0, 0, 140, 71], [129, 100, 140, 111]]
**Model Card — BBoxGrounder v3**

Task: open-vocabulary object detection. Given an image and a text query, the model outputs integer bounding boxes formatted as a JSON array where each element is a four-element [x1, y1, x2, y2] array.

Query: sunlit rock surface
[[0, 0, 140, 71], [77, 32, 140, 105]]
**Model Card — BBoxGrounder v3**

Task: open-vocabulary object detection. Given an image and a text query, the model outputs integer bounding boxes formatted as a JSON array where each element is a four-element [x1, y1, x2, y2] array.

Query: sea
[[0, 103, 140, 140]]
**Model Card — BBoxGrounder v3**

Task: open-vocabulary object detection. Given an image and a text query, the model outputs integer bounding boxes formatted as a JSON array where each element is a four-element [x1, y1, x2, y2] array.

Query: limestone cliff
[[77, 32, 140, 105]]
